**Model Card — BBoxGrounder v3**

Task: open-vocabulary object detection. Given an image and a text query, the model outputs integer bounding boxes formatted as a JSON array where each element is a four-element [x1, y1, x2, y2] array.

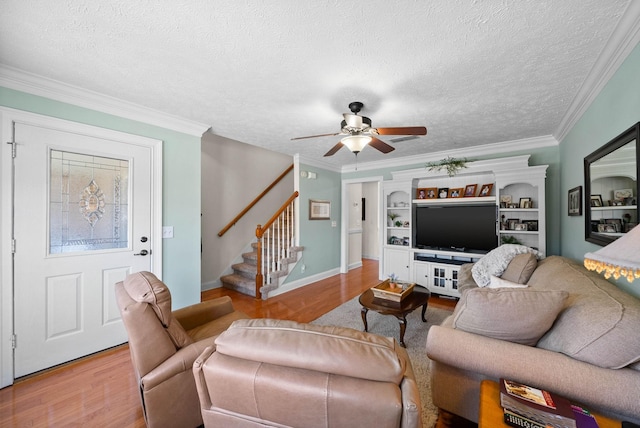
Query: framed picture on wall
[[568, 186, 582, 216], [309, 199, 330, 220]]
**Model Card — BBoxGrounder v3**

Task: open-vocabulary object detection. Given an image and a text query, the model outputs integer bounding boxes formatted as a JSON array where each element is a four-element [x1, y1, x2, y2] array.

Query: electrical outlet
[[331, 221, 337, 227], [301, 264, 306, 273], [162, 226, 174, 238]]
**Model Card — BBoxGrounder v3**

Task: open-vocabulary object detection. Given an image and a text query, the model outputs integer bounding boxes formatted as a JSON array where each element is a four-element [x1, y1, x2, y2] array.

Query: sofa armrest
[[426, 325, 640, 419], [193, 345, 216, 411], [141, 340, 210, 391], [173, 296, 235, 331]]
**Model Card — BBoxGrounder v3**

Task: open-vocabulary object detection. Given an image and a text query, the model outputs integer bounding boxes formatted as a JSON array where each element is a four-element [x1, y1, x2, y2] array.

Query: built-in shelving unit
[[381, 155, 547, 298]]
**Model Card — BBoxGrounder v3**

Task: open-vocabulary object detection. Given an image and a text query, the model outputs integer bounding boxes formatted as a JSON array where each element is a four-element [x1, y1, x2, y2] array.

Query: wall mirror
[[584, 122, 639, 246]]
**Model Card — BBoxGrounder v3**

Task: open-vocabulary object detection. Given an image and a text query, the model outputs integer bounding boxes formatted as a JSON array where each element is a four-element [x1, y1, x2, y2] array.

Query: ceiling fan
[[291, 101, 427, 157]]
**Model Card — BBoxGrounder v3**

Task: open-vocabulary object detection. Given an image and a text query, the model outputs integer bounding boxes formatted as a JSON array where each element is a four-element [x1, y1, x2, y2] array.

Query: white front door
[[10, 120, 159, 378]]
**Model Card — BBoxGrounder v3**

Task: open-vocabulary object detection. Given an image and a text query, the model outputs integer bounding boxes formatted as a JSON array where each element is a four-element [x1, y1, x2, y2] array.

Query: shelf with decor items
[[379, 155, 548, 284], [496, 173, 547, 255]]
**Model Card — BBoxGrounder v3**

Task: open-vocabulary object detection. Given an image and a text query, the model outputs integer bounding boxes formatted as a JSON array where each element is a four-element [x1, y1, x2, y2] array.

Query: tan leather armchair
[[115, 271, 249, 428], [193, 318, 422, 428]]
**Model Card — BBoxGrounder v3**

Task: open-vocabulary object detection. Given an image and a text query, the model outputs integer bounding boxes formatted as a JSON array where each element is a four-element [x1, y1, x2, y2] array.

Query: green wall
[[558, 42, 640, 298], [285, 165, 342, 281], [0, 87, 202, 308]]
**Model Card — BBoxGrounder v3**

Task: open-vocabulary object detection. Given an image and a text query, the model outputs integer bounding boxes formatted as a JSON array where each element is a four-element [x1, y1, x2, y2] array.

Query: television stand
[[412, 249, 483, 298]]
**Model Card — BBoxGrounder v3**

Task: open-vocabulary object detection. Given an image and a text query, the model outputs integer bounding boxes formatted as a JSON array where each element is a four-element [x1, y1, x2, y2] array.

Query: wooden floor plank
[[0, 259, 455, 427]]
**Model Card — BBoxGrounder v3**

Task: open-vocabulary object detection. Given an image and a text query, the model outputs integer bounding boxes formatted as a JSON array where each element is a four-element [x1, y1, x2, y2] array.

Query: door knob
[[140, 236, 148, 243], [134, 249, 149, 256]]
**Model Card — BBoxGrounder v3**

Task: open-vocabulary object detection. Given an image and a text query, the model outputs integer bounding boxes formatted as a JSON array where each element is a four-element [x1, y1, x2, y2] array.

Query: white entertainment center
[[382, 155, 547, 298]]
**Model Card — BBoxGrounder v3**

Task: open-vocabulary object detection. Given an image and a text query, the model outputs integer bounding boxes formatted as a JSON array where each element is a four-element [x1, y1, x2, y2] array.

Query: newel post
[[255, 224, 264, 299]]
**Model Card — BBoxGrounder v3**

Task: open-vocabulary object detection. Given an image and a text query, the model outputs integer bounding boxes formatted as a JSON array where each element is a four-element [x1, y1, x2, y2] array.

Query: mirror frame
[[584, 122, 639, 246]]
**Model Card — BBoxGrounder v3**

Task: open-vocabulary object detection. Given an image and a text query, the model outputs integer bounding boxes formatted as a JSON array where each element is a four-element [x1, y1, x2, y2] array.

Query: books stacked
[[500, 379, 598, 428]]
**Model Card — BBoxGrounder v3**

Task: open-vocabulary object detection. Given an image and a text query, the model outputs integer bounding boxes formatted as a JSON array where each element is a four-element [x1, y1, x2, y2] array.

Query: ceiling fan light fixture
[[341, 135, 372, 154]]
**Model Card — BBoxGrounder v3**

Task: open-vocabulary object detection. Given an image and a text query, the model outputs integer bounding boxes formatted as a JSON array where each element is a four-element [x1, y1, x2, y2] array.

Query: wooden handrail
[[255, 191, 299, 299], [218, 164, 294, 237], [256, 191, 299, 238]]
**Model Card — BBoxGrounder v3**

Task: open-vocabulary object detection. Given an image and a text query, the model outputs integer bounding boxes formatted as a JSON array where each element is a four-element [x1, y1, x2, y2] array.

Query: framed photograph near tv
[[437, 188, 449, 199], [464, 184, 477, 197], [479, 183, 493, 196], [448, 188, 463, 198], [568, 186, 582, 216], [590, 194, 603, 207], [519, 197, 532, 208]]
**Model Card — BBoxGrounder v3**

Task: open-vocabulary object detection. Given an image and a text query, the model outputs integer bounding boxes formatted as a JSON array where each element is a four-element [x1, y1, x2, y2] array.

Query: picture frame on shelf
[[438, 188, 449, 199], [423, 187, 437, 199], [479, 183, 493, 196], [416, 188, 428, 199], [613, 188, 633, 200], [590, 194, 603, 207], [500, 194, 512, 207], [448, 188, 463, 198], [523, 220, 538, 231], [309, 199, 331, 220], [597, 223, 616, 233], [464, 184, 477, 197], [519, 197, 532, 208], [605, 218, 623, 232], [508, 219, 520, 230], [514, 223, 528, 231], [568, 186, 582, 216]]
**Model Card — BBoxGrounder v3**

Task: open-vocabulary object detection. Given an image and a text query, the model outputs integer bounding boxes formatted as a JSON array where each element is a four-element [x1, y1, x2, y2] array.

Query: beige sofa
[[426, 255, 640, 424], [193, 318, 422, 428]]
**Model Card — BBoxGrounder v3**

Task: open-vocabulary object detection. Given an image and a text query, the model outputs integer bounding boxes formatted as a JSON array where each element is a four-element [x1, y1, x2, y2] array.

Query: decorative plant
[[388, 212, 400, 226], [395, 220, 403, 227], [388, 273, 399, 288], [425, 156, 468, 177], [501, 235, 521, 245]]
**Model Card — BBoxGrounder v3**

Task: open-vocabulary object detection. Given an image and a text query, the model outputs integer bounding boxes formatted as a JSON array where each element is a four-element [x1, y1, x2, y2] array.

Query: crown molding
[[295, 153, 343, 172], [555, 1, 640, 142], [339, 134, 558, 174], [0, 65, 210, 137]]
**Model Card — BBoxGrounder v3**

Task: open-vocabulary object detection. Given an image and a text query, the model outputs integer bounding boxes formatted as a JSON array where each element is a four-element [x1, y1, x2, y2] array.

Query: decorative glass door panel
[[432, 266, 446, 288], [49, 150, 129, 254]]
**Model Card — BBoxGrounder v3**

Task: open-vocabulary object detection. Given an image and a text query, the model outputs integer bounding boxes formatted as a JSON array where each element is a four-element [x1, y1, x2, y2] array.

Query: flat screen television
[[414, 204, 498, 254]]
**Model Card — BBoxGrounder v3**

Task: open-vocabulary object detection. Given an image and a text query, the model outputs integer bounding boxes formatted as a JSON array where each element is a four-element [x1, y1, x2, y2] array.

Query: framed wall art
[[568, 186, 582, 216], [309, 199, 330, 220]]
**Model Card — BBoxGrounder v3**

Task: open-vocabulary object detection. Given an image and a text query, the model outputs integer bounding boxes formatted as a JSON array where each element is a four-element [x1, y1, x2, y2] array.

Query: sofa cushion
[[472, 244, 543, 286], [487, 275, 528, 289], [452, 288, 568, 345], [501, 253, 538, 284], [532, 257, 640, 369], [215, 318, 405, 383]]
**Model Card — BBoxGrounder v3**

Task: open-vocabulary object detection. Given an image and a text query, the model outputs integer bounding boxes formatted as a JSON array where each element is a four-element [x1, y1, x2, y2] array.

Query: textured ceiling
[[0, 0, 633, 168]]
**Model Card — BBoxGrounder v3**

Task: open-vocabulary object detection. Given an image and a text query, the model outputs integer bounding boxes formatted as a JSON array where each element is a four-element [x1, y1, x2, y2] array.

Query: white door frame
[[340, 176, 383, 274], [0, 107, 163, 387]]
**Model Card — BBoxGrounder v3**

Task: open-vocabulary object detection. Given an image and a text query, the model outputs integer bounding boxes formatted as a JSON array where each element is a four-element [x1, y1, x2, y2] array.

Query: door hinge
[[11, 239, 16, 254], [11, 334, 17, 349], [6, 141, 16, 158]]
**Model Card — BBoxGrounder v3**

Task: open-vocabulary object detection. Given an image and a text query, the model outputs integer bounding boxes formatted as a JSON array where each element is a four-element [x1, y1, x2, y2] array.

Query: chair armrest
[[192, 345, 216, 410], [173, 296, 235, 331], [140, 340, 210, 391], [426, 324, 640, 418]]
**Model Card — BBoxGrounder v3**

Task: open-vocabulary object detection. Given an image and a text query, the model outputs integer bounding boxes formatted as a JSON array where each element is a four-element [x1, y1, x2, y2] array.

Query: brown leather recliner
[[115, 271, 249, 428], [193, 318, 422, 428]]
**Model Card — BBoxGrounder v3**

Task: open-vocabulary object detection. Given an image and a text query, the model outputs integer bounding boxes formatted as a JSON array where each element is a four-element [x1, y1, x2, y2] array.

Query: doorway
[[1, 109, 163, 386]]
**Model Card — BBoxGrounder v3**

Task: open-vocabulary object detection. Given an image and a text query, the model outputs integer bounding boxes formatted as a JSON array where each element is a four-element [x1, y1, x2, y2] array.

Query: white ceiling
[[0, 1, 637, 168]]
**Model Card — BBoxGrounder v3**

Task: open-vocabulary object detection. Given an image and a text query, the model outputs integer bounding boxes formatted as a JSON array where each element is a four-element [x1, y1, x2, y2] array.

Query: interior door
[[12, 122, 154, 377]]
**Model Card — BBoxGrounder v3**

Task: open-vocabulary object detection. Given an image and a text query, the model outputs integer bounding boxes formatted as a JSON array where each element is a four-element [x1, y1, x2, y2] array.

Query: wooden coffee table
[[359, 284, 430, 347]]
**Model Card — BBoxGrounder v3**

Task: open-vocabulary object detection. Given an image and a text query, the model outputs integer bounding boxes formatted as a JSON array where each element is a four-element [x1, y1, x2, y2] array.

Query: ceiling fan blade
[[323, 142, 344, 157], [291, 132, 340, 141], [368, 137, 395, 154], [375, 126, 427, 136]]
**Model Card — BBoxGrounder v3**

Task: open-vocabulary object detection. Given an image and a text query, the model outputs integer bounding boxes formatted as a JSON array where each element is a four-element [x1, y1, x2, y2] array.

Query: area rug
[[311, 297, 452, 428]]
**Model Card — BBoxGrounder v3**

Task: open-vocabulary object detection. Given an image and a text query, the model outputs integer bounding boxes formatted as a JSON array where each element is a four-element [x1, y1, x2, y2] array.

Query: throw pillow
[[487, 275, 528, 289], [471, 244, 543, 287], [452, 288, 568, 345], [501, 253, 538, 284]]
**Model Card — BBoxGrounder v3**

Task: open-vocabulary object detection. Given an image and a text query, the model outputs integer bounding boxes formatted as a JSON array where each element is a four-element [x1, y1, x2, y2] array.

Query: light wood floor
[[0, 259, 457, 427]]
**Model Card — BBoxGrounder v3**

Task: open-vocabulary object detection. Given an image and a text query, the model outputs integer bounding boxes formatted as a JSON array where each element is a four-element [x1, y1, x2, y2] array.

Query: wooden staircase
[[219, 187, 302, 299], [220, 240, 304, 297]]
